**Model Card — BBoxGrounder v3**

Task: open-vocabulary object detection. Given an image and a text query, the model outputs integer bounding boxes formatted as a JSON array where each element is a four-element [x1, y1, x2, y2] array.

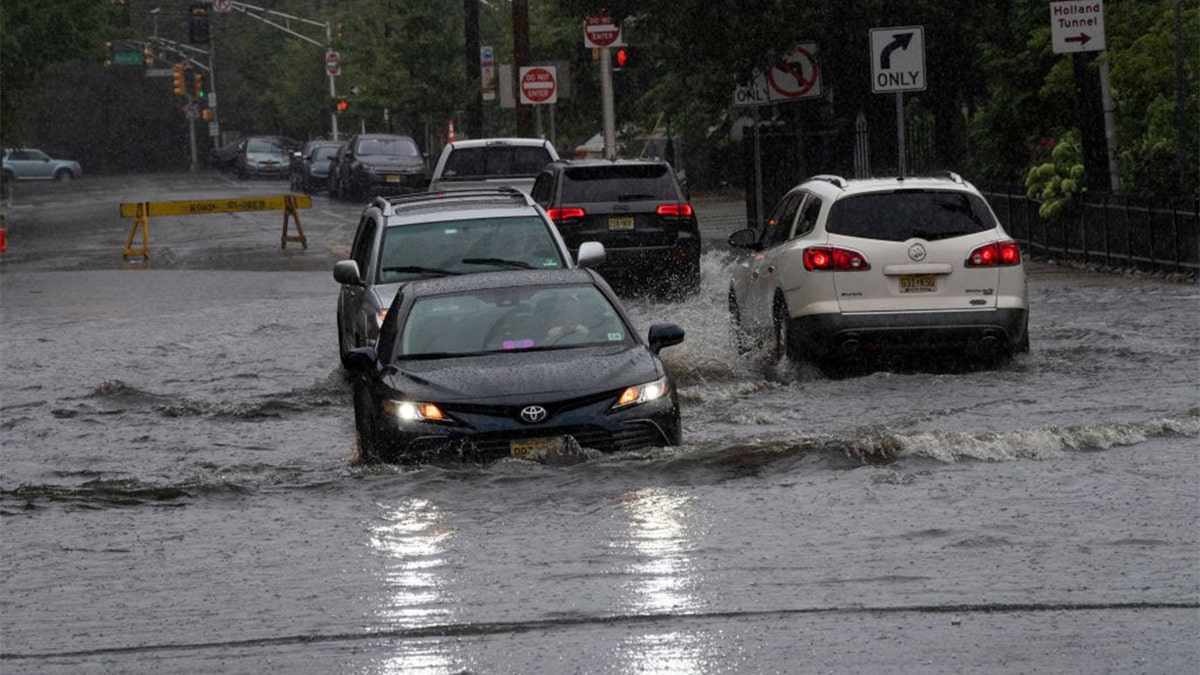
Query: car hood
[[384, 345, 662, 404]]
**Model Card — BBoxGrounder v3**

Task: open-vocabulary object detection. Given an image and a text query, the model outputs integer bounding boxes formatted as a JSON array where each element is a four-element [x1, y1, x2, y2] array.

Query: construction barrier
[[119, 193, 312, 261]]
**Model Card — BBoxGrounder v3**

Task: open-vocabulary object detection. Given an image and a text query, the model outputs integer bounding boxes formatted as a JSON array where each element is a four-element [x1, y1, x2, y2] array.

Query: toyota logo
[[908, 243, 927, 262], [519, 405, 548, 424]]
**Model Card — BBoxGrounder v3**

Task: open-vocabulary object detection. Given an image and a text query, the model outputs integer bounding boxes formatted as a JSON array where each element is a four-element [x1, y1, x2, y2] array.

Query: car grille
[[406, 421, 666, 459]]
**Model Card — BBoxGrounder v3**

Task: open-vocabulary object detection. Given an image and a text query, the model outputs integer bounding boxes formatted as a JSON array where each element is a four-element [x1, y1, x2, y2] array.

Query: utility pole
[[464, 0, 482, 139], [512, 0, 532, 137]]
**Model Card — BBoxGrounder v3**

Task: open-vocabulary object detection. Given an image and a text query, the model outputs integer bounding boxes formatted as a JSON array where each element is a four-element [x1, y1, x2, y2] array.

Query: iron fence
[[980, 185, 1199, 281]]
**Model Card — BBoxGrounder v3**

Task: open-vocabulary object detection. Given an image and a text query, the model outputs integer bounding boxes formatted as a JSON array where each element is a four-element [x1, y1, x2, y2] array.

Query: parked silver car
[[236, 136, 298, 180], [2, 148, 82, 182]]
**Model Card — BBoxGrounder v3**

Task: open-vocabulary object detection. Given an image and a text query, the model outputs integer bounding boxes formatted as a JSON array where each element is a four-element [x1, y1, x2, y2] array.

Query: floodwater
[[1, 176, 1197, 673]]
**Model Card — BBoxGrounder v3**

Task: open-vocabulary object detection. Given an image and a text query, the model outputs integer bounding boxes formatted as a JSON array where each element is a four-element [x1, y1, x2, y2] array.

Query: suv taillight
[[804, 246, 870, 271], [547, 207, 586, 223], [965, 241, 1021, 267], [656, 203, 694, 217]]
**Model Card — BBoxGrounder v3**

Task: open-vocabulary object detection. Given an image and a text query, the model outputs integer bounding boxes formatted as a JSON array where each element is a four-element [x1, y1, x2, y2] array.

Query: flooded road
[[1, 175, 1197, 673]]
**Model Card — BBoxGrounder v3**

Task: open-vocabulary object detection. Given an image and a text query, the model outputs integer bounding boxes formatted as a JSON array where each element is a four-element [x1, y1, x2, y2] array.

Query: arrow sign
[[870, 26, 925, 93], [1050, 0, 1106, 53], [879, 32, 912, 70]]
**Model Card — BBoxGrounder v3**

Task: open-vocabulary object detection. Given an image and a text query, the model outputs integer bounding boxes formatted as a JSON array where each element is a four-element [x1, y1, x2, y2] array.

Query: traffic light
[[192, 72, 205, 99], [103, 41, 113, 67], [172, 63, 187, 96], [188, 4, 210, 43], [612, 46, 637, 71], [336, 97, 350, 114], [143, 44, 155, 68]]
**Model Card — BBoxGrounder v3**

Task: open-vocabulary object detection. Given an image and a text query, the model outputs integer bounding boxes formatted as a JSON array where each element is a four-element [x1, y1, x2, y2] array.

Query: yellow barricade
[[120, 194, 312, 261]]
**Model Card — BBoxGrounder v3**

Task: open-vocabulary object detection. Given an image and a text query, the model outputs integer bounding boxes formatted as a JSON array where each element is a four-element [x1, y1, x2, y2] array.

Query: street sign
[[112, 52, 144, 67], [1050, 0, 1106, 53], [519, 66, 557, 105], [733, 43, 821, 106], [325, 50, 340, 77], [870, 26, 926, 93], [481, 45, 496, 101], [213, 0, 232, 12], [584, 13, 621, 48]]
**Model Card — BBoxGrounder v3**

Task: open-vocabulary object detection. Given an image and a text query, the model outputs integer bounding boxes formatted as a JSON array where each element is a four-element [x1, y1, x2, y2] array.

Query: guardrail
[[981, 185, 1199, 281], [119, 194, 311, 261]]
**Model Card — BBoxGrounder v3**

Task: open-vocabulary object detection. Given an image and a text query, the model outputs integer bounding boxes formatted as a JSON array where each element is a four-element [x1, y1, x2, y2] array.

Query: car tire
[[728, 288, 752, 355], [54, 169, 73, 182], [772, 296, 800, 363], [353, 381, 384, 463]]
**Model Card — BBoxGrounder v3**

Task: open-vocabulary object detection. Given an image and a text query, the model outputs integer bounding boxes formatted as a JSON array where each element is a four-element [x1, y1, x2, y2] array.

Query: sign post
[[585, 13, 622, 159], [870, 26, 925, 178]]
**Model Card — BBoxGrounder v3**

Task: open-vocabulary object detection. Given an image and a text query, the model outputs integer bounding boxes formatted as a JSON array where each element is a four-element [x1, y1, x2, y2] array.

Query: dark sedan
[[343, 268, 685, 463], [290, 140, 342, 193]]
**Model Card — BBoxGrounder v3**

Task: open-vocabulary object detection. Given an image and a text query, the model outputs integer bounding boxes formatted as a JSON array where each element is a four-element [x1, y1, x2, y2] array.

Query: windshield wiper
[[617, 193, 658, 202], [382, 266, 461, 276], [461, 258, 536, 269]]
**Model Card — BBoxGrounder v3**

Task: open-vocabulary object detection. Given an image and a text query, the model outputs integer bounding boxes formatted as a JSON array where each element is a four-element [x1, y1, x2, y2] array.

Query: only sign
[[519, 66, 557, 105]]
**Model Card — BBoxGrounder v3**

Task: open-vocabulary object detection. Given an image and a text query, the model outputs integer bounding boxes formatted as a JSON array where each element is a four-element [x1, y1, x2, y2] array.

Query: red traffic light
[[336, 98, 349, 113], [611, 47, 637, 71]]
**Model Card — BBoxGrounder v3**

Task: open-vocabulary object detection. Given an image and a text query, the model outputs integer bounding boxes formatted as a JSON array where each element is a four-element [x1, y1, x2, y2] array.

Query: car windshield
[[246, 138, 286, 153], [397, 283, 631, 358], [376, 216, 565, 283], [824, 190, 997, 242], [441, 146, 554, 179], [561, 164, 677, 202], [312, 146, 339, 161], [356, 137, 420, 157]]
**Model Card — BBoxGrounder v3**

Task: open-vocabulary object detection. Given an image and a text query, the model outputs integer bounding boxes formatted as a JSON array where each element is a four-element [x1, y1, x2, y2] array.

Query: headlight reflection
[[365, 498, 459, 675]]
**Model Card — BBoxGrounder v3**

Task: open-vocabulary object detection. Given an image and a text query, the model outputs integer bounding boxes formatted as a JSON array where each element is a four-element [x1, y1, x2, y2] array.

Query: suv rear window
[[357, 137, 420, 157], [825, 190, 997, 242], [442, 146, 553, 179], [562, 165, 677, 202]]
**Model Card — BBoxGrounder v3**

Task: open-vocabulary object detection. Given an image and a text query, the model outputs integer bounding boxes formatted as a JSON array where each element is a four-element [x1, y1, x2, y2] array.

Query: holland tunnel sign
[[1050, 0, 1106, 53]]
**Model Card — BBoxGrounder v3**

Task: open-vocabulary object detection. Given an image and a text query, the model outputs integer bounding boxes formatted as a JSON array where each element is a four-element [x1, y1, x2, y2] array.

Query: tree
[[0, 0, 110, 145]]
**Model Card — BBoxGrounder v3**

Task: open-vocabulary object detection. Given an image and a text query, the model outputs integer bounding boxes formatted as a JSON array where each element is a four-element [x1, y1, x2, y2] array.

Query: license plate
[[900, 274, 937, 293], [510, 436, 567, 459], [263, 165, 277, 172], [385, 175, 401, 183], [608, 216, 635, 230]]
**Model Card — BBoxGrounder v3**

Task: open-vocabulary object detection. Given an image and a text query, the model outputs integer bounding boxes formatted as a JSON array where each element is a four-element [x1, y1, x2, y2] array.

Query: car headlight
[[611, 376, 671, 411], [384, 400, 448, 423]]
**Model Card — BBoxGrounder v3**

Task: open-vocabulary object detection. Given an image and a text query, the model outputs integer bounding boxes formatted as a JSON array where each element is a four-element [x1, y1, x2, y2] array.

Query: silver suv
[[728, 173, 1029, 374], [334, 188, 604, 367], [428, 138, 558, 194]]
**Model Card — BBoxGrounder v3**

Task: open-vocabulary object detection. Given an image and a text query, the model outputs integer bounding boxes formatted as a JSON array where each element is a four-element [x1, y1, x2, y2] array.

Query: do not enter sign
[[519, 66, 557, 105]]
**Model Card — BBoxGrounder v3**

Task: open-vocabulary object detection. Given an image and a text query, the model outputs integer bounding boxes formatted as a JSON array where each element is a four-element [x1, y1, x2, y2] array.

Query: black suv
[[331, 133, 428, 201], [531, 159, 701, 297]]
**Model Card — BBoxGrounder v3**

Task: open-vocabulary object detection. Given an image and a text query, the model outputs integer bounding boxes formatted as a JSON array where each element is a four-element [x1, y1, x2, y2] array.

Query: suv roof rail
[[809, 174, 848, 189], [934, 170, 965, 185], [373, 187, 533, 216]]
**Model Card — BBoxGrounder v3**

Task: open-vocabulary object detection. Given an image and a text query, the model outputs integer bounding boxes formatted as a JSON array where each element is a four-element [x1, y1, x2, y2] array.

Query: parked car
[[2, 148, 82, 182], [236, 136, 299, 179], [428, 138, 558, 194], [727, 172, 1030, 375], [290, 140, 343, 193], [531, 158, 701, 297], [210, 138, 243, 171], [333, 188, 605, 368], [331, 134, 427, 201], [343, 267, 685, 463]]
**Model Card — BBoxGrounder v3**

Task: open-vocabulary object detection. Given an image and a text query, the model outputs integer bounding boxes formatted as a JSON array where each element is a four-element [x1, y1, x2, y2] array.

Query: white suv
[[727, 173, 1029, 373], [428, 138, 558, 194]]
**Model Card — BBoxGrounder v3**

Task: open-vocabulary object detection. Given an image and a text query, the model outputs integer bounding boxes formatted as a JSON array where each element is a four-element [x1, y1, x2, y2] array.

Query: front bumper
[[374, 393, 681, 461]]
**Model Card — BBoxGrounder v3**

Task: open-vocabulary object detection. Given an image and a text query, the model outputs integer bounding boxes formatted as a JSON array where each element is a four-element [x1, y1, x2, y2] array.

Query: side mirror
[[344, 346, 378, 373], [728, 228, 758, 250], [647, 323, 685, 354], [333, 259, 363, 286], [575, 241, 606, 268]]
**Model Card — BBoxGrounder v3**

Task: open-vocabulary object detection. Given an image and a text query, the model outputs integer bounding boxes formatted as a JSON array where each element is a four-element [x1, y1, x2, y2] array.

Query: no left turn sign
[[519, 66, 557, 105]]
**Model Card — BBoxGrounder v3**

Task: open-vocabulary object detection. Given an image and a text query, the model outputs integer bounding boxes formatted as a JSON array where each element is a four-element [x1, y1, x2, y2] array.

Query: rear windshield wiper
[[461, 258, 536, 269], [617, 193, 658, 202], [382, 266, 461, 276]]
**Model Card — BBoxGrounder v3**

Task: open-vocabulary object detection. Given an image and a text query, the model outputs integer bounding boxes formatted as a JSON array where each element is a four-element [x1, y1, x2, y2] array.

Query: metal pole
[[895, 92, 906, 178], [327, 22, 338, 140], [207, 19, 220, 142], [601, 46, 615, 159], [188, 100, 198, 172], [753, 105, 763, 228], [1098, 59, 1120, 191]]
